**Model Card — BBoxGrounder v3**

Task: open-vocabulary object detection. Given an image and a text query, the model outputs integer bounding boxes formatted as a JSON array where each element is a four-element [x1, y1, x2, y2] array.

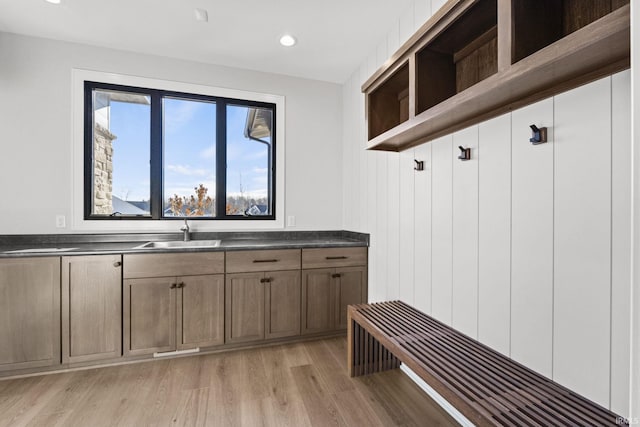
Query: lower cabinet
[[302, 266, 367, 334], [0, 257, 60, 372], [124, 274, 224, 356], [225, 270, 301, 344], [62, 255, 122, 363]]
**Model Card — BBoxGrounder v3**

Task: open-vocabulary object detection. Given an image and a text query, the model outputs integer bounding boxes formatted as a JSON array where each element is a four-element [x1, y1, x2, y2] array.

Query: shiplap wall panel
[[399, 149, 416, 305], [553, 78, 611, 407], [510, 99, 554, 378], [387, 153, 401, 300], [342, 76, 353, 230], [431, 0, 447, 14], [478, 113, 511, 356], [611, 70, 631, 416], [399, 6, 416, 48], [359, 65, 369, 235], [431, 135, 454, 324], [452, 126, 479, 338], [414, 143, 432, 314], [415, 0, 432, 31]]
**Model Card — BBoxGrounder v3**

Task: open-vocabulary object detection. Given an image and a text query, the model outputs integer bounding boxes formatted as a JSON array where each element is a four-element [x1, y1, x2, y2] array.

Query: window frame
[[83, 80, 277, 221]]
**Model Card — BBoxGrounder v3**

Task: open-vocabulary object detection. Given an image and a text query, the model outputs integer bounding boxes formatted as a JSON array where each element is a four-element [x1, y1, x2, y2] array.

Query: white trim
[[71, 68, 285, 232], [400, 364, 475, 427]]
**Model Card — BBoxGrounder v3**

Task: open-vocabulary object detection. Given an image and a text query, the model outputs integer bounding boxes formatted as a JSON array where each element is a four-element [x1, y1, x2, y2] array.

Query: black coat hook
[[414, 159, 424, 171], [530, 125, 547, 144], [458, 146, 471, 161]]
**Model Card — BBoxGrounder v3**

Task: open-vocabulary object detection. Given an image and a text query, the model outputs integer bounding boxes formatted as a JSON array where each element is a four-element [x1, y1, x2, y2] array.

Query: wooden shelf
[[363, 0, 630, 152]]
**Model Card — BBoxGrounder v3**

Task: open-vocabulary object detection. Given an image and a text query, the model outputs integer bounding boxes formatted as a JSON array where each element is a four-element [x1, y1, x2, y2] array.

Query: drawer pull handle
[[260, 278, 272, 283], [332, 273, 342, 278], [253, 259, 279, 263], [326, 256, 348, 260], [113, 261, 122, 267], [178, 282, 185, 288], [170, 283, 177, 289]]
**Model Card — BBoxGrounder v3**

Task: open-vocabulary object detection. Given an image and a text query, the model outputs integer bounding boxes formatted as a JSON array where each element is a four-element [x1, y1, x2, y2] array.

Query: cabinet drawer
[[226, 249, 300, 273], [302, 247, 367, 269], [123, 252, 224, 278]]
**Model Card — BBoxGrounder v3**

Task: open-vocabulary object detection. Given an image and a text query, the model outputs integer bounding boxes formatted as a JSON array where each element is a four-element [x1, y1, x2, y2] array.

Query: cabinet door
[[225, 273, 265, 344], [178, 274, 224, 349], [0, 258, 60, 372], [265, 270, 301, 340], [62, 255, 122, 363], [335, 266, 367, 330], [301, 269, 333, 334], [124, 278, 176, 356]]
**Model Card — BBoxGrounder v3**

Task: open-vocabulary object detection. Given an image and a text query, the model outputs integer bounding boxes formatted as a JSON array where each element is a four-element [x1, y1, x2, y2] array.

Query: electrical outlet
[[55, 215, 66, 228], [287, 215, 296, 227]]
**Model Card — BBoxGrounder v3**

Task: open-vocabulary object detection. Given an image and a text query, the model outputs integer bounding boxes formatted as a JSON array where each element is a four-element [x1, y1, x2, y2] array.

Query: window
[[84, 81, 276, 220]]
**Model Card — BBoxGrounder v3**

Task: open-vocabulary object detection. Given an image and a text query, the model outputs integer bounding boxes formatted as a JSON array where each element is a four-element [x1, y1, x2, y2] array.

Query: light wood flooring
[[0, 337, 458, 426]]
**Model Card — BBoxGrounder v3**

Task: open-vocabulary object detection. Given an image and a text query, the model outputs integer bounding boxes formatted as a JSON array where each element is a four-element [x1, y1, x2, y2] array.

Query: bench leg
[[348, 307, 400, 377]]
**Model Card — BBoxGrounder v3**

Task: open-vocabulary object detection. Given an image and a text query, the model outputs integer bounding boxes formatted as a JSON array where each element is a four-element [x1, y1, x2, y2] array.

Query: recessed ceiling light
[[279, 34, 297, 47], [45, 0, 61, 4], [194, 8, 208, 22]]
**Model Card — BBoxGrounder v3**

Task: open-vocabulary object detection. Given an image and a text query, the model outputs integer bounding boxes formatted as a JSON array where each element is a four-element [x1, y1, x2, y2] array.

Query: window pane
[[92, 89, 151, 216], [226, 105, 273, 216], [163, 97, 216, 217]]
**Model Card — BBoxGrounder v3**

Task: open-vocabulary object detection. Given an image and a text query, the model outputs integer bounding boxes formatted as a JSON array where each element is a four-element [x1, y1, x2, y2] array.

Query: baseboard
[[400, 364, 475, 427]]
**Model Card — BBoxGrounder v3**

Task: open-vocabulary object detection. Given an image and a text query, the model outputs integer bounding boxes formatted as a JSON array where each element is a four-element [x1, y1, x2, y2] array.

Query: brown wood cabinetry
[[301, 247, 368, 334], [62, 255, 122, 363], [225, 249, 301, 344], [123, 253, 225, 356], [364, 0, 630, 151], [0, 257, 60, 372]]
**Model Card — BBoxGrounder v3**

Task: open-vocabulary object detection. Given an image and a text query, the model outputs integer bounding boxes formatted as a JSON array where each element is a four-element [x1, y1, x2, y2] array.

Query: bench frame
[[347, 301, 626, 427]]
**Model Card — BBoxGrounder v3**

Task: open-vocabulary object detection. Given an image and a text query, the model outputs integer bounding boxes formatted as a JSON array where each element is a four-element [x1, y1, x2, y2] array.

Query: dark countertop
[[0, 230, 368, 258]]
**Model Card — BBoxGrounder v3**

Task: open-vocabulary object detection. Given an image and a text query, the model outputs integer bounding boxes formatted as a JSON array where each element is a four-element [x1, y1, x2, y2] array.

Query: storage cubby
[[361, 0, 629, 151], [416, 0, 497, 114], [512, 0, 629, 63], [367, 62, 409, 140]]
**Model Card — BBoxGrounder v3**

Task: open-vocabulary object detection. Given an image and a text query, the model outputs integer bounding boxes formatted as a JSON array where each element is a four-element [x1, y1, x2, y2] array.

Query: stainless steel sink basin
[[134, 240, 221, 249]]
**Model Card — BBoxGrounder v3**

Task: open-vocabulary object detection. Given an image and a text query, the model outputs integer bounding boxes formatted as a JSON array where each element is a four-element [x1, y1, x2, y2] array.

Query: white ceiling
[[0, 0, 414, 84]]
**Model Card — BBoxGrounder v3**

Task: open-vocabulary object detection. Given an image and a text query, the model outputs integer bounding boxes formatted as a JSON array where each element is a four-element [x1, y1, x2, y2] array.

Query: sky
[[106, 94, 270, 207]]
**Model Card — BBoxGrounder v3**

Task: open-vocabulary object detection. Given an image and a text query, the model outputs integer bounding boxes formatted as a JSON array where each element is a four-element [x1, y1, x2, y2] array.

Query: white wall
[[0, 32, 343, 234], [342, 0, 632, 416]]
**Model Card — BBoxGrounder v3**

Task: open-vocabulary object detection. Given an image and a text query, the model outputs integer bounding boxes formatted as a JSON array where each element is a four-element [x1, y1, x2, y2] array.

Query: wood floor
[[0, 337, 457, 427]]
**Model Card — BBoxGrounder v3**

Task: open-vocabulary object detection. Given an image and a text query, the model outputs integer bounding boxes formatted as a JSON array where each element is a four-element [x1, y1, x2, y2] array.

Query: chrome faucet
[[180, 218, 190, 241]]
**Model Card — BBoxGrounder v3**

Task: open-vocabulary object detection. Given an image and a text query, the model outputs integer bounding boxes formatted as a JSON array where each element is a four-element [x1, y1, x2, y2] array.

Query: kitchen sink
[[134, 240, 221, 249]]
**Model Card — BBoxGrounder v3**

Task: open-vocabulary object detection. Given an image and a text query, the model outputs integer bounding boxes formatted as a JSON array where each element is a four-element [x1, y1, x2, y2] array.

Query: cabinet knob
[[332, 273, 342, 278], [170, 283, 177, 289], [113, 261, 122, 267], [178, 282, 185, 288]]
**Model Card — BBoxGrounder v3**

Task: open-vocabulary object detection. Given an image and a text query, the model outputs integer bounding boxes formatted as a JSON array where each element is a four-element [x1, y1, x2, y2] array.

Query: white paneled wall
[[452, 127, 479, 338], [341, 0, 632, 414], [611, 71, 632, 416], [510, 99, 555, 378], [414, 142, 432, 314], [553, 78, 612, 406], [431, 136, 454, 324], [477, 114, 511, 356]]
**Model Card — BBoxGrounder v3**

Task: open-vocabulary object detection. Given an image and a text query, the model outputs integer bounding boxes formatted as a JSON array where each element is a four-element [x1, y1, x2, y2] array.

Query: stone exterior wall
[[93, 124, 116, 215]]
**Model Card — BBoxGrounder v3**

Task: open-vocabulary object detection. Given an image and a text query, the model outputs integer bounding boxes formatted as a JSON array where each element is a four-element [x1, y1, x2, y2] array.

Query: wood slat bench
[[347, 301, 627, 427]]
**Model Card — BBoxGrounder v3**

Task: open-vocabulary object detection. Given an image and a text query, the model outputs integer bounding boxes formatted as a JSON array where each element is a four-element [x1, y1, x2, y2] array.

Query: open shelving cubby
[[416, 0, 497, 114], [512, 0, 629, 63], [362, 0, 630, 152], [367, 62, 410, 140]]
